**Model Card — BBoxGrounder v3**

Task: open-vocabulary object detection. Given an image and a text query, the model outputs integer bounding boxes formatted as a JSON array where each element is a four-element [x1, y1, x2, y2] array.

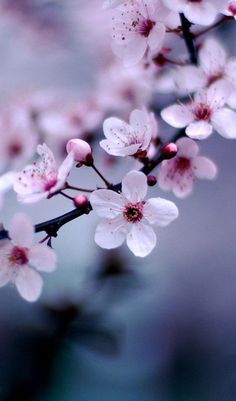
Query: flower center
[[176, 157, 191, 171], [44, 178, 57, 191], [8, 142, 22, 157], [137, 19, 156, 37], [229, 2, 236, 15], [194, 103, 212, 121], [9, 246, 28, 266], [124, 202, 144, 223]]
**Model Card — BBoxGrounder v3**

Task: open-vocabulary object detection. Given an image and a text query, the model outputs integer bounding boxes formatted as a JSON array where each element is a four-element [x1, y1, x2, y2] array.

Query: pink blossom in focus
[[111, 0, 169, 66], [0, 213, 56, 302], [161, 82, 236, 140], [100, 109, 157, 157], [90, 170, 178, 257], [158, 137, 217, 198], [14, 143, 74, 203], [66, 139, 93, 165]]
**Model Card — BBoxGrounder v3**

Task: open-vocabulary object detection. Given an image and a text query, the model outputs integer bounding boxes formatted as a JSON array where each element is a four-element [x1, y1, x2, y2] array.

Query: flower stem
[[91, 164, 111, 188]]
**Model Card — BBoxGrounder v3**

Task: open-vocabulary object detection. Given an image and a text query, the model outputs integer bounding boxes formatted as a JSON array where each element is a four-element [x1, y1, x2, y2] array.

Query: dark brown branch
[[180, 13, 198, 65]]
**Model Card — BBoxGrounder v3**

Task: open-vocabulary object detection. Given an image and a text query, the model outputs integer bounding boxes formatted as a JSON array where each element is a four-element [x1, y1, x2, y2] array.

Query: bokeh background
[[0, 1, 236, 401]]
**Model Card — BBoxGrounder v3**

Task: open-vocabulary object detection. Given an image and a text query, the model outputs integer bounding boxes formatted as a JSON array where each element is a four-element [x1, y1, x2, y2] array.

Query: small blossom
[[14, 143, 74, 203], [162, 142, 178, 160], [111, 0, 168, 66], [66, 139, 93, 165], [162, 0, 228, 26], [74, 194, 89, 208], [158, 137, 217, 198], [100, 109, 157, 157], [223, 1, 236, 18], [161, 82, 236, 140], [90, 170, 178, 257], [0, 213, 56, 302]]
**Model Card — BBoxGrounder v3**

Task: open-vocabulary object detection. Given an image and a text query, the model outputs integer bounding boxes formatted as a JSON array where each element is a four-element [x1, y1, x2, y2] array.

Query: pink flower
[[174, 38, 236, 95], [223, 1, 236, 18], [66, 139, 93, 165], [161, 82, 236, 140], [14, 143, 74, 203], [158, 137, 217, 198], [162, 0, 228, 26], [100, 109, 157, 157], [0, 213, 56, 302], [111, 0, 168, 66], [90, 170, 178, 257]]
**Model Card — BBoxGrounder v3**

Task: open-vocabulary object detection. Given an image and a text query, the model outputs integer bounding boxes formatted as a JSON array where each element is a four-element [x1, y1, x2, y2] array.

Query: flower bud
[[74, 194, 89, 208], [162, 142, 178, 160], [66, 139, 93, 166], [147, 175, 157, 187]]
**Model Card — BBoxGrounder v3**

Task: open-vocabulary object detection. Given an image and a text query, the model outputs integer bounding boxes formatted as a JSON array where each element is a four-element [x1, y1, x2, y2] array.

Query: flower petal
[[192, 156, 217, 179], [143, 198, 179, 226], [176, 137, 199, 158], [90, 189, 125, 218], [29, 244, 57, 272], [126, 223, 156, 257], [15, 267, 43, 302], [9, 213, 34, 248], [147, 23, 165, 52], [186, 120, 213, 140], [57, 151, 74, 182], [161, 105, 193, 128], [122, 170, 147, 202], [94, 217, 127, 249], [211, 108, 236, 138], [100, 140, 141, 157]]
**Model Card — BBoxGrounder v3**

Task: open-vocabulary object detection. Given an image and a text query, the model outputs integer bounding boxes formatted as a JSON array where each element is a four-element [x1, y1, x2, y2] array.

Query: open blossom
[[158, 137, 217, 198], [161, 82, 236, 140], [162, 0, 228, 26], [111, 0, 169, 66], [14, 143, 74, 203], [100, 109, 157, 157], [174, 38, 236, 95], [90, 170, 178, 257], [0, 213, 56, 302]]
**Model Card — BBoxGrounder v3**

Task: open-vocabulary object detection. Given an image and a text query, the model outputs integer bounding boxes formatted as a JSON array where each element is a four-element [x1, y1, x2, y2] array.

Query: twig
[[180, 13, 198, 65]]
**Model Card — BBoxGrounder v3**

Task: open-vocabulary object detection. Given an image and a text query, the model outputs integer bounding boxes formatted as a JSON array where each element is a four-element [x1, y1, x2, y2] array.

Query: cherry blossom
[[14, 143, 74, 203], [174, 38, 236, 95], [223, 1, 236, 18], [161, 82, 236, 140], [66, 139, 93, 165], [158, 137, 217, 198], [162, 0, 228, 26], [111, 0, 169, 66], [90, 170, 178, 257], [0, 213, 56, 302], [100, 109, 157, 157]]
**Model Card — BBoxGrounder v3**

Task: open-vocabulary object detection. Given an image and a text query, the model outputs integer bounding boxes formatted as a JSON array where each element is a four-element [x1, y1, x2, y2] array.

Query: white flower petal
[[175, 65, 206, 93], [143, 198, 179, 226], [173, 180, 194, 198], [126, 223, 156, 257], [112, 37, 147, 67], [186, 121, 213, 140], [15, 267, 43, 302], [212, 108, 236, 138], [100, 140, 141, 157], [94, 217, 127, 249], [199, 38, 227, 76], [177, 137, 199, 158], [57, 151, 74, 182], [192, 156, 218, 179], [90, 189, 125, 218], [9, 213, 34, 248], [147, 23, 165, 51], [122, 170, 147, 203], [103, 117, 131, 145], [161, 104, 193, 128], [29, 244, 57, 272]]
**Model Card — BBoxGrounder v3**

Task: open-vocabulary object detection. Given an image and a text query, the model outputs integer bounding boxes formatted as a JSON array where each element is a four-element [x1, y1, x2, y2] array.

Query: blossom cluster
[[0, 0, 235, 301]]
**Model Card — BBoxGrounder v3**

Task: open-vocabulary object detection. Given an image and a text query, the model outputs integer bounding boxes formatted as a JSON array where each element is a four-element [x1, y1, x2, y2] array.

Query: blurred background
[[0, 1, 236, 400]]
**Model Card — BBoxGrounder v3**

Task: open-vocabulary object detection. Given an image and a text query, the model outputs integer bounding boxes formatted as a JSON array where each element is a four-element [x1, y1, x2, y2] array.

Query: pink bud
[[66, 139, 93, 165], [162, 143, 178, 160], [74, 194, 89, 208], [147, 175, 157, 187]]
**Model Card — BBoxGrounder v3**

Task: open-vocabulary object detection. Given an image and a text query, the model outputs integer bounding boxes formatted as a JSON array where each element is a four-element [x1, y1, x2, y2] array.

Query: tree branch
[[180, 13, 198, 65]]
